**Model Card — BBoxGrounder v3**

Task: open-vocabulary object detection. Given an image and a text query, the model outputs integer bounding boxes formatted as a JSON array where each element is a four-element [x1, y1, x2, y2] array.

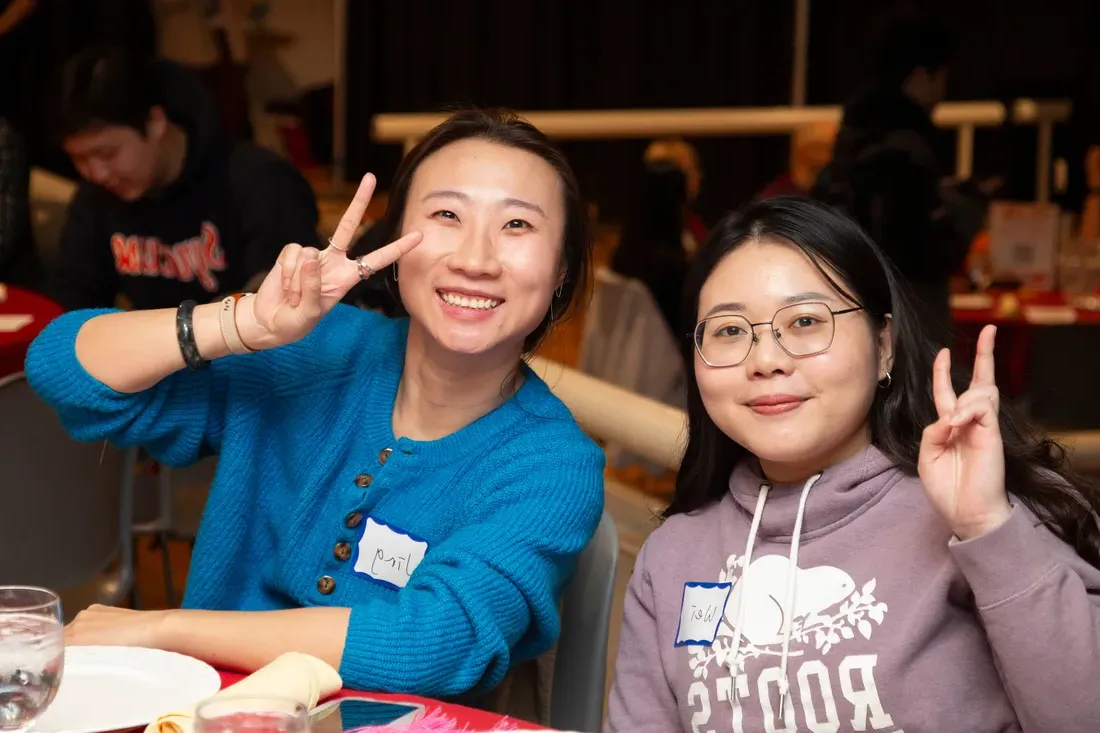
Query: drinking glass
[[0, 587, 64, 732], [195, 696, 309, 733]]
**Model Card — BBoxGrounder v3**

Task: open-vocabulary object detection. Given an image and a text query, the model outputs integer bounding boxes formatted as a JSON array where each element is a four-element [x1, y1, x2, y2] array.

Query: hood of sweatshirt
[[151, 59, 226, 201], [728, 444, 902, 542]]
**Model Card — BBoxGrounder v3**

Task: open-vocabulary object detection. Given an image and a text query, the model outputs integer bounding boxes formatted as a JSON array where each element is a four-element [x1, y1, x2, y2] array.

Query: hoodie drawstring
[[728, 482, 769, 700], [777, 473, 821, 712], [726, 473, 822, 718]]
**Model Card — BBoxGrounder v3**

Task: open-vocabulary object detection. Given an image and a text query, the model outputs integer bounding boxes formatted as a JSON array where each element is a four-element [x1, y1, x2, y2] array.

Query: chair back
[[550, 511, 619, 732], [0, 373, 133, 594]]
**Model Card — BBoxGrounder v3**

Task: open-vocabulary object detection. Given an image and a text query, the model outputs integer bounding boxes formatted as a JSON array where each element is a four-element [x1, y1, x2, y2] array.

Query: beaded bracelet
[[176, 300, 209, 370]]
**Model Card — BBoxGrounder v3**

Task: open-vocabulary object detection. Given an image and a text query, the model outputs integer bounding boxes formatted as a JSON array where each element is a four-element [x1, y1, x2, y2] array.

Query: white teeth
[[439, 291, 501, 310]]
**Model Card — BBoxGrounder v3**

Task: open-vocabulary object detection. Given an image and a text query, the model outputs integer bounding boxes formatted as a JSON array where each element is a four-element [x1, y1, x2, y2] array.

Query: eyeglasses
[[693, 302, 864, 368]]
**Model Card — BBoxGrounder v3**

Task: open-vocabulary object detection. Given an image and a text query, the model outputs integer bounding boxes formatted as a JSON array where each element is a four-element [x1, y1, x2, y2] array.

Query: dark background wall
[[15, 0, 1099, 224], [345, 0, 1100, 225]]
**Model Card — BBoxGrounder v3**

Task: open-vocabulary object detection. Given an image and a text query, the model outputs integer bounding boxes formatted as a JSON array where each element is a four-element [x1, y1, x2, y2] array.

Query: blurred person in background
[[0, 115, 38, 289], [52, 47, 319, 311], [611, 160, 691, 337], [152, 0, 254, 140], [645, 137, 707, 254], [756, 121, 837, 199], [1074, 42, 1100, 238], [814, 9, 992, 346], [1063, 3, 1100, 238], [0, 0, 41, 287], [1083, 147, 1100, 238]]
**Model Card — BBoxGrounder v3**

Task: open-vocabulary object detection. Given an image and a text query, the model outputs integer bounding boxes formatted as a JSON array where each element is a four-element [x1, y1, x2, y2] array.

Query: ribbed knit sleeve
[[338, 434, 605, 696], [24, 309, 227, 466], [23, 305, 389, 466]]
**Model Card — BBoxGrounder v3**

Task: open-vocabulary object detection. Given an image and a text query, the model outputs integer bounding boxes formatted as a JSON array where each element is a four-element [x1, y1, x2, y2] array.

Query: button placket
[[335, 445, 399, 584]]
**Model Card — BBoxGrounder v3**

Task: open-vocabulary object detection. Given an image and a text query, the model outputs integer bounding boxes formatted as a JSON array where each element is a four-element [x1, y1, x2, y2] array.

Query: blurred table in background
[[0, 286, 63, 378], [953, 290, 1100, 428]]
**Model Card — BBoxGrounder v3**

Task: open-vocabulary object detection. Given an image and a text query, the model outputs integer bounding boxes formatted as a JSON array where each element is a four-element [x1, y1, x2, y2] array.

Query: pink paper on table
[[346, 708, 528, 731]]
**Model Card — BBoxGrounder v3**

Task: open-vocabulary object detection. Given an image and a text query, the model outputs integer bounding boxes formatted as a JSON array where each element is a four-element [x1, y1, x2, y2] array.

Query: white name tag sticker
[[675, 581, 732, 647], [353, 517, 429, 589]]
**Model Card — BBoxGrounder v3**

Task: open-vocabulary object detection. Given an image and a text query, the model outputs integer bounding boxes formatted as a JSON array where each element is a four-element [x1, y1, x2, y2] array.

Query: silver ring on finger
[[328, 236, 349, 252], [356, 256, 376, 281]]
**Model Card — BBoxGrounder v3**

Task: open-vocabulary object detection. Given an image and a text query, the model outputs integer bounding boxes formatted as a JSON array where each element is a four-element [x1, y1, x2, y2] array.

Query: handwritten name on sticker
[[354, 517, 429, 589], [675, 581, 732, 647]]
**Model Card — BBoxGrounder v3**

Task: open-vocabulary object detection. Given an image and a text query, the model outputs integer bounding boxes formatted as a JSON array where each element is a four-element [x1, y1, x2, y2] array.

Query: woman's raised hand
[[238, 174, 423, 349], [917, 325, 1011, 540]]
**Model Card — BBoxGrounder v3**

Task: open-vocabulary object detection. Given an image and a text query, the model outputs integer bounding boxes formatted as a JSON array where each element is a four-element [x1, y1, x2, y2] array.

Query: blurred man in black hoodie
[[52, 47, 320, 311], [814, 11, 990, 346]]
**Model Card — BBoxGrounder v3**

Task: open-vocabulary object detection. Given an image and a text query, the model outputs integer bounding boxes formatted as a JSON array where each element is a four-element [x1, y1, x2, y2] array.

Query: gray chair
[[132, 457, 216, 607], [550, 510, 619, 732], [0, 373, 135, 619]]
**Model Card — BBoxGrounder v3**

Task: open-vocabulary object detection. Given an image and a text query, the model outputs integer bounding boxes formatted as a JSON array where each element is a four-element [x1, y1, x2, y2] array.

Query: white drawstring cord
[[727, 482, 770, 701], [777, 474, 822, 715]]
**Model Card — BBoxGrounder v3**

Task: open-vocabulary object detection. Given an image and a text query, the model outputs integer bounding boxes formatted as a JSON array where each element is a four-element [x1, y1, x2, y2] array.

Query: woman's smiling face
[[396, 138, 565, 358], [694, 238, 893, 481]]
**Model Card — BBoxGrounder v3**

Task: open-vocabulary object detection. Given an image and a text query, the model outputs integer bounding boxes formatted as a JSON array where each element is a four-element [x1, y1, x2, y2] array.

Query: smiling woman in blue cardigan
[[25, 109, 604, 697]]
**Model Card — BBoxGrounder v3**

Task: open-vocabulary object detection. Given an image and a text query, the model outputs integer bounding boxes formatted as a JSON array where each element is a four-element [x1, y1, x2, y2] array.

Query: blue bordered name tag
[[674, 581, 732, 647], [353, 517, 428, 589]]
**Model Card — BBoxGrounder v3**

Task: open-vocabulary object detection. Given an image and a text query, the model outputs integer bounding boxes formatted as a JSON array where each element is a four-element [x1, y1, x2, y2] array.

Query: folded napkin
[[145, 652, 343, 733]]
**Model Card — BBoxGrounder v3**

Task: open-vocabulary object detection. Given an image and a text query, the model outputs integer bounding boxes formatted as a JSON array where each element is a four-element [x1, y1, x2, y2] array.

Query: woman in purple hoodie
[[605, 196, 1100, 733]]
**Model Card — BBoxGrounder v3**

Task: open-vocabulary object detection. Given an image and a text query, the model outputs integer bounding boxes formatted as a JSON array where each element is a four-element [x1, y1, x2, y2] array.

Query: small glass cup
[[0, 587, 65, 732], [195, 696, 309, 733]]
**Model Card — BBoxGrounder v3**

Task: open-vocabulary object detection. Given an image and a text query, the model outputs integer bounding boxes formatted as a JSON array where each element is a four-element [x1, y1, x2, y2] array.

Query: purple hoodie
[[605, 445, 1100, 732]]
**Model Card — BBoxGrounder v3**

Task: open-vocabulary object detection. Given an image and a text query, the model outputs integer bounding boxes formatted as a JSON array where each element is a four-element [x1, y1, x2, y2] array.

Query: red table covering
[[0, 286, 63, 378], [952, 290, 1100, 399], [218, 671, 538, 730]]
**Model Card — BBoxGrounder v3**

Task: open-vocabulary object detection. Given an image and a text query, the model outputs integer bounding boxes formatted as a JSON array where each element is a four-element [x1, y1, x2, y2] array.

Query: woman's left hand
[[65, 604, 171, 648], [918, 324, 1011, 540]]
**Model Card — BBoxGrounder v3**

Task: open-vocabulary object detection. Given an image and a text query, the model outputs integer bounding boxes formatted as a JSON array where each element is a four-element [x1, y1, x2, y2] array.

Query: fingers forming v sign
[[244, 174, 423, 349], [918, 325, 1011, 540]]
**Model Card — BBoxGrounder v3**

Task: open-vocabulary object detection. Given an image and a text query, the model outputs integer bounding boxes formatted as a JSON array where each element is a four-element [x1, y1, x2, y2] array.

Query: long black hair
[[666, 195, 1100, 569]]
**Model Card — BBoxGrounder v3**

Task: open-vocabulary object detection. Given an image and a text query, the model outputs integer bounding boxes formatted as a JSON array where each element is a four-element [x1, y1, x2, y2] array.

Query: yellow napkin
[[145, 652, 343, 733]]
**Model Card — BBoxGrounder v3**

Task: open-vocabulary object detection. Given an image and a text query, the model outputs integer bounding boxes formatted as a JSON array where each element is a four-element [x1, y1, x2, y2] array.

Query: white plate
[[34, 646, 221, 733]]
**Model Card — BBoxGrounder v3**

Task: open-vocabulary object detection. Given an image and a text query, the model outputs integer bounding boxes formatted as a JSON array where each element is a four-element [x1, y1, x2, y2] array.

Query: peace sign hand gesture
[[237, 174, 423, 350], [918, 325, 1012, 540]]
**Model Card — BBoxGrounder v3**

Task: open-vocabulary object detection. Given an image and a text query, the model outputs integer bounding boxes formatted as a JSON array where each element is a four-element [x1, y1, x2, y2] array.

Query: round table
[[218, 670, 539, 730], [0, 285, 63, 378]]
